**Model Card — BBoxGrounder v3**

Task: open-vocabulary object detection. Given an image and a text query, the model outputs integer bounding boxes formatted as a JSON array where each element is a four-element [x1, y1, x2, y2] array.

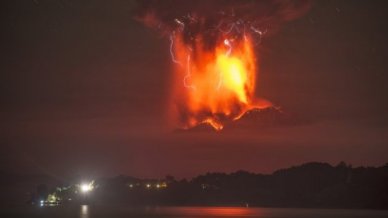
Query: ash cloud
[[135, 0, 312, 48], [133, 0, 312, 130]]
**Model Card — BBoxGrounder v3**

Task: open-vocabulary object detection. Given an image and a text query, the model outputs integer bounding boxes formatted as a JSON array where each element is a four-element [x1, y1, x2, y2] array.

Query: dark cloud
[[135, 0, 311, 48]]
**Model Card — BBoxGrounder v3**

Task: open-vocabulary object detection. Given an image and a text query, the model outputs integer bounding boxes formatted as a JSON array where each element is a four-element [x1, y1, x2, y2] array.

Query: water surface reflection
[[152, 207, 256, 216], [80, 205, 89, 218], [3, 205, 388, 218]]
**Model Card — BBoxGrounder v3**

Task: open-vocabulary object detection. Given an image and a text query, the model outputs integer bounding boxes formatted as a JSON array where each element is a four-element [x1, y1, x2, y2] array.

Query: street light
[[79, 181, 94, 193], [79, 181, 94, 205]]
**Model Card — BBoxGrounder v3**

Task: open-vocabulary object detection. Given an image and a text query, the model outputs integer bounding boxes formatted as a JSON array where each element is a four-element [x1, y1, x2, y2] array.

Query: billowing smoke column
[[136, 0, 311, 130]]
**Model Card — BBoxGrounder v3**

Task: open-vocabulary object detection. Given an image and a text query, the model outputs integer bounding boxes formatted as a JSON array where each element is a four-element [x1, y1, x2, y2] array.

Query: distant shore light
[[80, 182, 94, 193]]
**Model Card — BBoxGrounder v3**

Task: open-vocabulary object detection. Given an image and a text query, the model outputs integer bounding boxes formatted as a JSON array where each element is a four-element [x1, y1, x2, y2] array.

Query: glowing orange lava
[[171, 33, 271, 130]]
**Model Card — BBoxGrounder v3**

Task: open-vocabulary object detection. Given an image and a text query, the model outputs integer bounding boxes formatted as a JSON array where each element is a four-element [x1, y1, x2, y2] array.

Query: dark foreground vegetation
[[2, 162, 388, 209]]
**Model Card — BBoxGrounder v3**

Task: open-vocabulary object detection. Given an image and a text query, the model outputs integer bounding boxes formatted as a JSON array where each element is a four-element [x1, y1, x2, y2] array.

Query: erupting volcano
[[136, 0, 311, 130], [171, 30, 271, 130]]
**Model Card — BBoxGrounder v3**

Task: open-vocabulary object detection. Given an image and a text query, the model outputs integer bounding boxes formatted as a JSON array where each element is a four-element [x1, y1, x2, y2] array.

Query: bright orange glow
[[171, 33, 271, 130], [161, 207, 258, 216]]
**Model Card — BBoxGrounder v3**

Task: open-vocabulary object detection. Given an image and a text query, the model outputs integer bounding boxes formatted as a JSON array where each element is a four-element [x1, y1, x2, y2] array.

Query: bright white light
[[81, 184, 91, 192], [80, 183, 93, 193]]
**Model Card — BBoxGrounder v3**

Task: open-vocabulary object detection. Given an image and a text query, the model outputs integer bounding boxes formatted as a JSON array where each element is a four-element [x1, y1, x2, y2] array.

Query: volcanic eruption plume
[[136, 0, 311, 130]]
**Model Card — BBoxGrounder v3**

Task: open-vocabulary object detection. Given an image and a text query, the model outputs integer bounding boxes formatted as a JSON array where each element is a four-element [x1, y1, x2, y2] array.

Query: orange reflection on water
[[156, 206, 259, 217], [192, 207, 252, 216]]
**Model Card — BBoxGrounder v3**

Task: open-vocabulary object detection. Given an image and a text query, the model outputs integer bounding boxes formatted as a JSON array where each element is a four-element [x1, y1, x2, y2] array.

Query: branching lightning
[[169, 11, 268, 91], [169, 32, 182, 66], [136, 0, 311, 130]]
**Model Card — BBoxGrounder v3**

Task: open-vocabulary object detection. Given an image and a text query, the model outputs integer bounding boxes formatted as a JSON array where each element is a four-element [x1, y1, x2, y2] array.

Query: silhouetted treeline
[[90, 162, 388, 209], [3, 162, 388, 209]]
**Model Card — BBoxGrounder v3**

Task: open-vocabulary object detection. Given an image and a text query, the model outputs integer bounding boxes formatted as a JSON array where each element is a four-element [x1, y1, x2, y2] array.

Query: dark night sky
[[1, 0, 388, 179]]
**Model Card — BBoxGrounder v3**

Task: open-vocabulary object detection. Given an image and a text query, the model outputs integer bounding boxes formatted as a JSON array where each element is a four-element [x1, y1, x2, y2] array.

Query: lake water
[[1, 205, 388, 218]]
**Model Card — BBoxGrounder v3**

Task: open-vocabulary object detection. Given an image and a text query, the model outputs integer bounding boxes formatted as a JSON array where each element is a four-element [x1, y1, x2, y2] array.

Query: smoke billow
[[134, 0, 312, 130], [135, 0, 311, 48]]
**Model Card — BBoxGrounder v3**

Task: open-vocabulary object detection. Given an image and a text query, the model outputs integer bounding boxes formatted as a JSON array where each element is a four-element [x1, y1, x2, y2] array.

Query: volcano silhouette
[[176, 106, 299, 132]]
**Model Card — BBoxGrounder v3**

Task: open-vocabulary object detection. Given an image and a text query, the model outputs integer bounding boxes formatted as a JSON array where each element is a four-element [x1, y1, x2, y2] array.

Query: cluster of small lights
[[39, 193, 60, 207], [128, 182, 168, 189]]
